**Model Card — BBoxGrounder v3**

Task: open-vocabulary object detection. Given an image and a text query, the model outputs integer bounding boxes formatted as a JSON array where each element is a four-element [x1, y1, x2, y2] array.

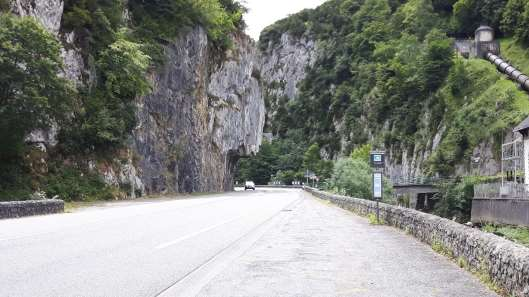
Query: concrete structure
[[472, 198, 529, 227], [514, 116, 529, 184], [391, 176, 439, 211], [393, 184, 439, 211], [471, 119, 529, 227], [475, 25, 500, 58], [455, 26, 500, 58], [306, 187, 529, 297], [0, 200, 64, 219]]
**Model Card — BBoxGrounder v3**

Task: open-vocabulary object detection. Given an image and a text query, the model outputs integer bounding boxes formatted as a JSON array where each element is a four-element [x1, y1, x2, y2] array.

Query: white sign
[[373, 173, 383, 199]]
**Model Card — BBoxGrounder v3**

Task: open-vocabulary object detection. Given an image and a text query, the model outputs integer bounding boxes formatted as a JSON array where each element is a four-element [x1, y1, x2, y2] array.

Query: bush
[[61, 34, 150, 152], [329, 158, 393, 201], [433, 176, 498, 222], [44, 166, 115, 202]]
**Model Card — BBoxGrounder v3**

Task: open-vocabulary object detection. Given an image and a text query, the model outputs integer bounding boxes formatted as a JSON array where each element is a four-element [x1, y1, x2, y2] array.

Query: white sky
[[241, 0, 327, 40]]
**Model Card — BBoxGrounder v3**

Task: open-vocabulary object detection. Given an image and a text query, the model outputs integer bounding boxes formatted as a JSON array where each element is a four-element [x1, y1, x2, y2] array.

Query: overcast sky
[[242, 0, 327, 40]]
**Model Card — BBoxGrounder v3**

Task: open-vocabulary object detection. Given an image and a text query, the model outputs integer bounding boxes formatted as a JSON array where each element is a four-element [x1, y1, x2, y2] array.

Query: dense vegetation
[[260, 0, 529, 166], [238, 0, 529, 214], [236, 130, 333, 186], [0, 0, 246, 201]]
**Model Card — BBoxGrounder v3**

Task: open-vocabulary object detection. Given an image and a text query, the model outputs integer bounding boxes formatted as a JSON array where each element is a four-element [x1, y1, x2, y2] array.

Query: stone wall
[[305, 187, 529, 297], [0, 200, 64, 219]]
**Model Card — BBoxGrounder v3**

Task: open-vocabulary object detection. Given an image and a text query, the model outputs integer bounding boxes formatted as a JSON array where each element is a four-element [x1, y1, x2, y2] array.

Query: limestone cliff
[[133, 28, 264, 194], [260, 33, 318, 130], [11, 0, 265, 195]]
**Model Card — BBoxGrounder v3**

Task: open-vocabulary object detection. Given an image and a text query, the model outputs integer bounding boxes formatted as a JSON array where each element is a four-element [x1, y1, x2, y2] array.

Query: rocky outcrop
[[133, 28, 265, 194], [261, 33, 318, 101], [11, 0, 63, 34], [260, 33, 318, 128]]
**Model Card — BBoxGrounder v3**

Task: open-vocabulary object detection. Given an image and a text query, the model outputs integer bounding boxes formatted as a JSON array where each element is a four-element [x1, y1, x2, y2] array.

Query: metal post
[[376, 200, 380, 224]]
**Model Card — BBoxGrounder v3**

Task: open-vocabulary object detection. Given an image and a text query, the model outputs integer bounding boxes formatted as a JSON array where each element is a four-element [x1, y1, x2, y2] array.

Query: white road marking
[[154, 216, 244, 250]]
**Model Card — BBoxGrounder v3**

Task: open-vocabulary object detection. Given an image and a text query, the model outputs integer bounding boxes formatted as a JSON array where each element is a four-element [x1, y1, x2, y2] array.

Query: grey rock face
[[12, 0, 63, 34], [11, 0, 265, 195], [59, 31, 85, 83], [261, 33, 318, 128], [261, 33, 318, 101], [133, 28, 265, 194]]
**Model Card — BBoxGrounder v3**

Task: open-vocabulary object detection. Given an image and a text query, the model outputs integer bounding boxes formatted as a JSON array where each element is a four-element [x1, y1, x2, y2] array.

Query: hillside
[[241, 0, 529, 185]]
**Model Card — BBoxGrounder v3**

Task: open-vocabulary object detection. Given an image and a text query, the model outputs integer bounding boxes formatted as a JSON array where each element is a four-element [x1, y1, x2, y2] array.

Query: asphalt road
[[0, 189, 497, 297]]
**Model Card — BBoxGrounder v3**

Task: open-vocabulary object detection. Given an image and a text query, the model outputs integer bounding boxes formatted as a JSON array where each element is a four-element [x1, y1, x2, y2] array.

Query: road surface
[[0, 188, 497, 297]]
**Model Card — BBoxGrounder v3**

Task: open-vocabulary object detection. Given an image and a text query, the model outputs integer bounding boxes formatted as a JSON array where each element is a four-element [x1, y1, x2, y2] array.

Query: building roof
[[475, 25, 493, 33], [513, 116, 529, 133]]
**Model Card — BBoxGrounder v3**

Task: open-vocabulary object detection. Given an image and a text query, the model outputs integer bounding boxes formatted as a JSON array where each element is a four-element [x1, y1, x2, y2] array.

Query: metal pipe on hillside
[[486, 53, 529, 91]]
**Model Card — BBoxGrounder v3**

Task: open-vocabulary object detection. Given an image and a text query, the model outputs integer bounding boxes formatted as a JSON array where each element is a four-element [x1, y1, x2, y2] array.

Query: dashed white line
[[154, 216, 244, 250]]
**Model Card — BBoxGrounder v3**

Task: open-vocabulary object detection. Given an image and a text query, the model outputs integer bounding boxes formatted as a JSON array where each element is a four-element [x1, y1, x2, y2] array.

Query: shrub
[[44, 166, 115, 202], [433, 176, 498, 222]]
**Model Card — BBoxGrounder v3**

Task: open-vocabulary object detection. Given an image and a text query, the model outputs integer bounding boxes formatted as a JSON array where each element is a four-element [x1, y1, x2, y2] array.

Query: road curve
[[0, 189, 496, 297]]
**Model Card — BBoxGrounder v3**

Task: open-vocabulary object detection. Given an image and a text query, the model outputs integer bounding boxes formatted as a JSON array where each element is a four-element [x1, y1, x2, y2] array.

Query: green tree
[[0, 0, 10, 11], [303, 144, 321, 173], [0, 15, 73, 159], [453, 0, 508, 36], [62, 34, 150, 151], [515, 2, 529, 44], [501, 0, 526, 35], [350, 144, 372, 161], [236, 141, 277, 185], [418, 30, 454, 92]]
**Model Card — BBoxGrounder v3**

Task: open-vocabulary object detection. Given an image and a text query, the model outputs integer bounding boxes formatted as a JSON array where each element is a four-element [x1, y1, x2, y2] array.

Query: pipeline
[[486, 52, 529, 91]]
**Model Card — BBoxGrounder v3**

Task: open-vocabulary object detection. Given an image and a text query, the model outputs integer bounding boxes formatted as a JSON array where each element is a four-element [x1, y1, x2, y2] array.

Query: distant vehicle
[[244, 181, 256, 190]]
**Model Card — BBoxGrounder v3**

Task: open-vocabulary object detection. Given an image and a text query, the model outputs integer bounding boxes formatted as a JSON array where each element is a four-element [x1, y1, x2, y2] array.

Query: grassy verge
[[481, 224, 529, 248], [500, 38, 529, 75], [429, 240, 508, 296]]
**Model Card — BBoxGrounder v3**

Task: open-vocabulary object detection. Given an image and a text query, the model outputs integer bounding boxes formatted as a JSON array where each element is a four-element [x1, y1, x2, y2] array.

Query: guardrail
[[391, 176, 442, 186]]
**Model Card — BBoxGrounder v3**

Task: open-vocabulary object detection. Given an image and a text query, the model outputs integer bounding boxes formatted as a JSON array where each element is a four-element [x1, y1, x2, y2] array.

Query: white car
[[244, 181, 256, 190]]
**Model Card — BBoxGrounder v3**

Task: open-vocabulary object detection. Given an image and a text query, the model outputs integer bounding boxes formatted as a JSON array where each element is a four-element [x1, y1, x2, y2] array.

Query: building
[[455, 25, 500, 59], [472, 117, 529, 227]]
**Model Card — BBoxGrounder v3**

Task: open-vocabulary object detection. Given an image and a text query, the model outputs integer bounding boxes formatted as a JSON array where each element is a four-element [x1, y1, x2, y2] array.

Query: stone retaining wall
[[305, 187, 529, 297], [0, 200, 64, 219]]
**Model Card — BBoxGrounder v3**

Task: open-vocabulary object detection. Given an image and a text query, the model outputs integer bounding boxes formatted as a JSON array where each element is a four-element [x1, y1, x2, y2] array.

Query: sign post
[[370, 151, 385, 224]]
